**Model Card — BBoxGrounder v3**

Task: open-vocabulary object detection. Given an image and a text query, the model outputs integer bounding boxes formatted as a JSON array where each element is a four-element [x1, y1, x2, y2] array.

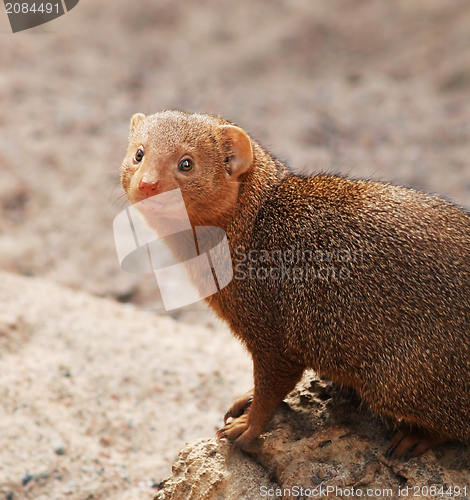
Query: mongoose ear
[[130, 113, 146, 134], [220, 125, 253, 179]]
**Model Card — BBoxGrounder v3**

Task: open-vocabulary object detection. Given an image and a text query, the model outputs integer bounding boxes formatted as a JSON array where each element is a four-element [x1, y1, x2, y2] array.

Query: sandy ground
[[1, 0, 470, 498], [0, 271, 252, 499]]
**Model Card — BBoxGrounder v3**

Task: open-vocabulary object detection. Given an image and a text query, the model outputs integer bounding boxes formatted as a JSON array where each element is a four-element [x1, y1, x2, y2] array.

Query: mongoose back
[[121, 110, 470, 457]]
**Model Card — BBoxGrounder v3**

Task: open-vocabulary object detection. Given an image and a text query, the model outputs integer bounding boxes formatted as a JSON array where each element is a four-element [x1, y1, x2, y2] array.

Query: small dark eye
[[178, 159, 193, 172], [134, 148, 144, 163]]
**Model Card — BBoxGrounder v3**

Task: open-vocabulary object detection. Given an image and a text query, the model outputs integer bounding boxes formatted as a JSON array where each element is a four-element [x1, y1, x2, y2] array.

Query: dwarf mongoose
[[120, 110, 470, 457]]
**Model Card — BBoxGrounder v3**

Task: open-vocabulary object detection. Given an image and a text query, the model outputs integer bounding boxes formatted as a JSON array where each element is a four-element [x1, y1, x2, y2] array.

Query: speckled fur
[[121, 110, 470, 447]]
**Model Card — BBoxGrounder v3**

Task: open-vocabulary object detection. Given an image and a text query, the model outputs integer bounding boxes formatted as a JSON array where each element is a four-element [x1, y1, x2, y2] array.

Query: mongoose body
[[121, 110, 470, 456]]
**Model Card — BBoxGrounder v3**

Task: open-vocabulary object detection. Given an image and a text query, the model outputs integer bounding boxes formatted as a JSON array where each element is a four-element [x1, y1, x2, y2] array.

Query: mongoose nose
[[139, 179, 160, 196]]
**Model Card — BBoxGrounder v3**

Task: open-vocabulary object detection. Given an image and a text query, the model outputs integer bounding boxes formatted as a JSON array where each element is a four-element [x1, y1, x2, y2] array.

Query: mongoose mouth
[[133, 189, 189, 222]]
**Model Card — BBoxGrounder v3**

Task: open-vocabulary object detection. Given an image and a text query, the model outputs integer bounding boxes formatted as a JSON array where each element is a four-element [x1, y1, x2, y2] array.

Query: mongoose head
[[121, 110, 253, 226]]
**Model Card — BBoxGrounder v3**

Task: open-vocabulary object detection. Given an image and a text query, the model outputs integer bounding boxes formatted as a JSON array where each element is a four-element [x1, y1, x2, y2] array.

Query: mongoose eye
[[178, 159, 193, 172], [134, 148, 144, 164]]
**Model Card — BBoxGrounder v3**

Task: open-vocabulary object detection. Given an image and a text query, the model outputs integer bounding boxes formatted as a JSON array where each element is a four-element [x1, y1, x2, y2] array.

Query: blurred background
[[1, 0, 470, 321], [1, 1, 470, 498]]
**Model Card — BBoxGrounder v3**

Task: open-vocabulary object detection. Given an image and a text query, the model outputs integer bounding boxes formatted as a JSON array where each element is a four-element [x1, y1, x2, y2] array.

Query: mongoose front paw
[[217, 413, 249, 442], [216, 414, 263, 452]]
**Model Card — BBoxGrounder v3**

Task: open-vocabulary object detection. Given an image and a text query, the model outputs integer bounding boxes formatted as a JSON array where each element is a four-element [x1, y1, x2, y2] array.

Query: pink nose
[[139, 179, 160, 196]]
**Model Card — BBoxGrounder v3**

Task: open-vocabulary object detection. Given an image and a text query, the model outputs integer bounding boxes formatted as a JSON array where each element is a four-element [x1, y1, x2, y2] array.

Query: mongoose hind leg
[[217, 358, 304, 451], [389, 425, 448, 458]]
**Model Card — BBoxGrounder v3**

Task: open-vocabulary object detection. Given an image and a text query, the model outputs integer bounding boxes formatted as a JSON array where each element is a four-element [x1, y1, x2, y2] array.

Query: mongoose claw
[[215, 428, 227, 441], [223, 390, 254, 424], [223, 399, 252, 424], [384, 445, 395, 460]]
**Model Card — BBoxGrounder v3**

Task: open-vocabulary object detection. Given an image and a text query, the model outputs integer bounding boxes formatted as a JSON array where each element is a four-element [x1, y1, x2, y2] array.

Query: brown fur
[[121, 110, 470, 452]]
